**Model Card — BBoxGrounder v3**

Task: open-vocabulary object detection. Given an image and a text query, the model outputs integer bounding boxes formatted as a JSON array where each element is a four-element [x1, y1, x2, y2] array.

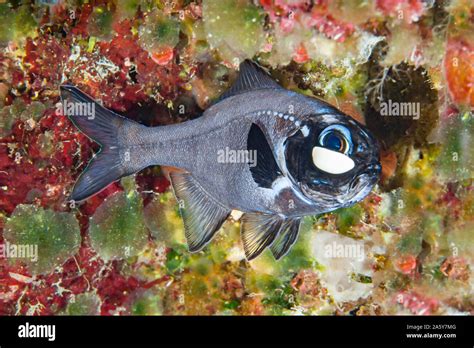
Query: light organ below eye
[[311, 146, 355, 174]]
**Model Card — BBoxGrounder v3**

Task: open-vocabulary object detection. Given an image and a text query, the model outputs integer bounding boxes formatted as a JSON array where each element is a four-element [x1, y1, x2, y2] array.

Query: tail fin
[[60, 85, 141, 202]]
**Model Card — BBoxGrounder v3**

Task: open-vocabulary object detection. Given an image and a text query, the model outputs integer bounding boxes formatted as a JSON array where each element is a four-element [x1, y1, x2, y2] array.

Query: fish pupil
[[322, 131, 344, 152]]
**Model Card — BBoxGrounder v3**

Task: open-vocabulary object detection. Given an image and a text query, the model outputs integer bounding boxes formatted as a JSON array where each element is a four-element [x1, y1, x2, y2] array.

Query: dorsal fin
[[169, 172, 231, 252], [217, 60, 281, 102]]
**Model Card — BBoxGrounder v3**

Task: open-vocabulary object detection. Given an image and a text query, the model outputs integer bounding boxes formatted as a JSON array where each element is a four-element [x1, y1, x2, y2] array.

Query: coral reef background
[[0, 0, 473, 315]]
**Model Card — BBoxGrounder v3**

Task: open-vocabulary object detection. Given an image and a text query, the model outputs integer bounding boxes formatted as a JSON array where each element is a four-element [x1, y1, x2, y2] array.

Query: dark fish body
[[61, 60, 381, 260]]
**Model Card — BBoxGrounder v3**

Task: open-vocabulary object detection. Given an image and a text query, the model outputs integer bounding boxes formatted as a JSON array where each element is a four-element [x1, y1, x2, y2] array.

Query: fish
[[60, 60, 381, 260]]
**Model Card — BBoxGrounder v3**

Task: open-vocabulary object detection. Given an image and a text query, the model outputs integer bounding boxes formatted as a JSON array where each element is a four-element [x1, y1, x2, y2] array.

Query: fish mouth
[[348, 162, 381, 199]]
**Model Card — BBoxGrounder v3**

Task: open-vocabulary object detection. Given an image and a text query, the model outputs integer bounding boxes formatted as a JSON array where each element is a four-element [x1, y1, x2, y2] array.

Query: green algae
[[131, 288, 164, 315], [222, 299, 240, 310], [447, 221, 474, 258], [165, 246, 188, 274], [334, 204, 364, 235], [88, 178, 148, 261], [64, 292, 101, 315], [189, 257, 213, 276], [1, 99, 26, 137], [138, 10, 181, 52], [351, 273, 372, 284], [261, 284, 295, 314], [246, 273, 294, 314], [37, 130, 55, 157], [1, 99, 47, 137], [180, 266, 225, 314], [143, 192, 185, 246], [202, 0, 265, 63], [19, 101, 46, 122], [3, 204, 81, 275], [436, 112, 474, 182], [116, 0, 140, 20], [328, 0, 376, 25], [0, 3, 37, 44], [396, 231, 423, 255], [88, 5, 114, 41]]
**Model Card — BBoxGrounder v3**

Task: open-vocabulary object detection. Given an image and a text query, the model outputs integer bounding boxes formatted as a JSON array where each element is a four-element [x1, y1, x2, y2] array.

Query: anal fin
[[170, 172, 230, 252]]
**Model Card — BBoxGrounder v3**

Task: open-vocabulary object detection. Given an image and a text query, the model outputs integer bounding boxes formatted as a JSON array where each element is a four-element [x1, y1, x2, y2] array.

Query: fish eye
[[321, 132, 345, 152], [319, 125, 351, 154]]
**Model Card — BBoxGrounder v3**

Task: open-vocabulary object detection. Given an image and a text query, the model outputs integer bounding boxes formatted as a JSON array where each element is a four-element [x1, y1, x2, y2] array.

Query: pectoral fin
[[270, 218, 301, 260], [170, 172, 230, 252]]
